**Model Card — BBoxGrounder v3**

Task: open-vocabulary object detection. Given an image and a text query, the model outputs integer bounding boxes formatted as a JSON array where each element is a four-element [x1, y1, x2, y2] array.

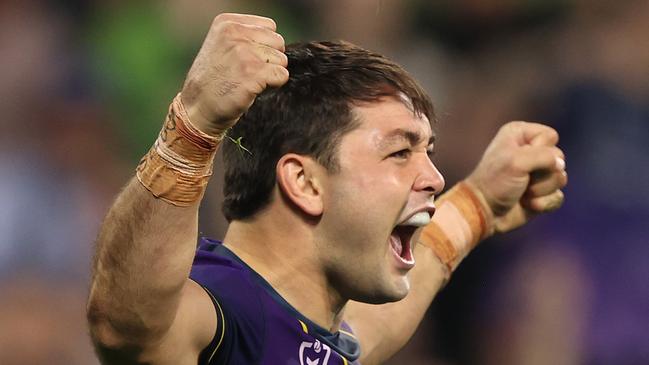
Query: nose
[[413, 155, 445, 195]]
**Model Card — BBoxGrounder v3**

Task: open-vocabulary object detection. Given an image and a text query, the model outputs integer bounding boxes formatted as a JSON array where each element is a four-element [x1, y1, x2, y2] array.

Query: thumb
[[525, 124, 559, 147], [506, 121, 559, 147]]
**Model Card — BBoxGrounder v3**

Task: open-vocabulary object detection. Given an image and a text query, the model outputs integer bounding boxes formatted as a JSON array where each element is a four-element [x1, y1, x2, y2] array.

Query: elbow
[[87, 299, 132, 351], [86, 280, 179, 353], [86, 297, 162, 353], [87, 306, 145, 364]]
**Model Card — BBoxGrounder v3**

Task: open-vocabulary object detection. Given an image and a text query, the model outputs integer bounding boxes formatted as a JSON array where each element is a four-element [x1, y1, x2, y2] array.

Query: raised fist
[[180, 13, 289, 136], [465, 121, 568, 233]]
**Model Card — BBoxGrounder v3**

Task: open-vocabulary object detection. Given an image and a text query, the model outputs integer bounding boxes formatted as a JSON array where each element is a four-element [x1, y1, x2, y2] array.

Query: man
[[87, 13, 566, 365]]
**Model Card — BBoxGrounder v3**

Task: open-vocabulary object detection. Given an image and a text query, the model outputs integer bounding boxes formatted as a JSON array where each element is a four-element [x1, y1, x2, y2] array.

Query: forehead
[[349, 96, 434, 146]]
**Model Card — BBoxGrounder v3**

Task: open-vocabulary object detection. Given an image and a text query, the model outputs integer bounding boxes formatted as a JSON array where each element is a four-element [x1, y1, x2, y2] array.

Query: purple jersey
[[190, 238, 362, 365]]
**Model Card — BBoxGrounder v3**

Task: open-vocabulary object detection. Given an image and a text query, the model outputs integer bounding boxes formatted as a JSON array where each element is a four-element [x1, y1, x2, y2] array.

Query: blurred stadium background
[[1, 0, 647, 364]]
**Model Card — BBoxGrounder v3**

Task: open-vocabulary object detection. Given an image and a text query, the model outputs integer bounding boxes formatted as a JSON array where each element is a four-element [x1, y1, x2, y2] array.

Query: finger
[[238, 23, 286, 51], [529, 155, 566, 181], [216, 13, 277, 31], [526, 170, 568, 197], [505, 121, 559, 146], [251, 44, 288, 67], [261, 63, 289, 88], [528, 125, 559, 147], [512, 145, 565, 173], [523, 189, 565, 213]]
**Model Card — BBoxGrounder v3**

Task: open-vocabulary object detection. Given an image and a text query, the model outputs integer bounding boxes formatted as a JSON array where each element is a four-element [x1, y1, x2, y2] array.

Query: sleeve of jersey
[[190, 252, 266, 365]]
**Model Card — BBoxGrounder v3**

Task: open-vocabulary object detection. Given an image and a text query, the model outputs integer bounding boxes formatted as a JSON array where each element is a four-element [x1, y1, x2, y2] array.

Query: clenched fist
[[180, 13, 289, 136], [465, 121, 568, 233]]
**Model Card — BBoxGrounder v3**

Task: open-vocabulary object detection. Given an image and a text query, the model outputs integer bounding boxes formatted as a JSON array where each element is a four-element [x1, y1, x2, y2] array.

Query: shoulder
[[190, 238, 265, 314], [190, 238, 268, 364], [189, 239, 363, 365]]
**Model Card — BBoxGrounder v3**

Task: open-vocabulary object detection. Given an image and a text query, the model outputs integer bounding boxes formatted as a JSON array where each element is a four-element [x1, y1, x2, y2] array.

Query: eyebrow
[[378, 128, 436, 150]]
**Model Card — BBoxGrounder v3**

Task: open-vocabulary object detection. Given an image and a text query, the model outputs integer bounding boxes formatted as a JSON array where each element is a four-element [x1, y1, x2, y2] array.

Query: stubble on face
[[315, 96, 432, 305]]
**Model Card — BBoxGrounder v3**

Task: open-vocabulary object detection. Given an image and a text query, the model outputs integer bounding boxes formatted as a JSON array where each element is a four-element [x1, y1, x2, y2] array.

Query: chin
[[387, 277, 411, 301], [352, 277, 411, 304]]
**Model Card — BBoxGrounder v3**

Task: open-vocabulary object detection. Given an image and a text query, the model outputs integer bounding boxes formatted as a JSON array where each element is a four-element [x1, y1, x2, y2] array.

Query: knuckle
[[232, 43, 256, 63], [279, 66, 290, 80], [274, 32, 286, 48], [219, 20, 243, 38], [536, 147, 555, 164], [498, 122, 511, 132], [278, 52, 288, 67], [499, 121, 522, 135], [545, 149, 558, 163], [507, 120, 526, 129], [213, 13, 234, 26], [230, 42, 246, 57], [245, 79, 265, 95], [548, 128, 559, 142], [242, 59, 265, 78], [241, 62, 259, 77], [265, 17, 278, 29], [271, 65, 289, 80], [560, 172, 568, 187]]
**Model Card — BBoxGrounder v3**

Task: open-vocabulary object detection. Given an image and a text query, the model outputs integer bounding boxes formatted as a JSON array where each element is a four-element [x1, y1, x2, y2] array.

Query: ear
[[276, 154, 324, 217]]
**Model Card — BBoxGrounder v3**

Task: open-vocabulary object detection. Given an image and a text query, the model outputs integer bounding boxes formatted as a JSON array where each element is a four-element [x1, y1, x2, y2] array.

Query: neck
[[223, 208, 346, 332]]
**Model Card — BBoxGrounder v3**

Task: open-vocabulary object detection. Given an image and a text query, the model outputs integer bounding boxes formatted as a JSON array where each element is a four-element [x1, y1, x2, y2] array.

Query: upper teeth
[[402, 212, 431, 227]]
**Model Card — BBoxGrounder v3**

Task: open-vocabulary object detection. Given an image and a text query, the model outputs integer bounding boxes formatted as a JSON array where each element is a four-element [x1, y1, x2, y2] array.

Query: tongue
[[390, 233, 403, 256]]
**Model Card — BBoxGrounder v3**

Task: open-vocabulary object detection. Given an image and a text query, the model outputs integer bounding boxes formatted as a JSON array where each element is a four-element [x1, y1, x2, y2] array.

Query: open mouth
[[389, 212, 432, 267], [390, 225, 417, 263]]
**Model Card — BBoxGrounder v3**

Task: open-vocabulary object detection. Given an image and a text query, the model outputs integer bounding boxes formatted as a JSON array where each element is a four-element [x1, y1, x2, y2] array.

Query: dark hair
[[222, 41, 435, 221]]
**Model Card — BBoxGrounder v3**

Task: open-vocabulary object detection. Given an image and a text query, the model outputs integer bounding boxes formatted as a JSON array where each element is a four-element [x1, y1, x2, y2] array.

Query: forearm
[[87, 95, 220, 350], [88, 178, 199, 346]]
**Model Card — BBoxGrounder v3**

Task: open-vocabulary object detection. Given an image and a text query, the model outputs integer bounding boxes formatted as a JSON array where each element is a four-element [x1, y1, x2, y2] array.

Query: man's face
[[316, 96, 445, 304]]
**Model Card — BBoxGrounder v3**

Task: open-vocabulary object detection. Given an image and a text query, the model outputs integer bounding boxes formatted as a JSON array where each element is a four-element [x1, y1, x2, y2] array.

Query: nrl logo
[[299, 339, 331, 365]]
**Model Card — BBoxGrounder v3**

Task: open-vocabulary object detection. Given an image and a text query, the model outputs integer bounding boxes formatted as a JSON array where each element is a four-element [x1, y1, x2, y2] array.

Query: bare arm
[[87, 179, 215, 363], [345, 122, 568, 364], [86, 13, 288, 364]]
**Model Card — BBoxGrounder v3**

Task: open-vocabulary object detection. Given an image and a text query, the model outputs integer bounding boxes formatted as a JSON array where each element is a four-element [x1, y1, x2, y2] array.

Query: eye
[[390, 149, 412, 159], [426, 148, 436, 160]]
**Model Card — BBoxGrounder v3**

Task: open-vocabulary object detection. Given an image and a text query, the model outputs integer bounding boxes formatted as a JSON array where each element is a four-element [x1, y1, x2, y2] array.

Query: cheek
[[329, 169, 412, 243], [347, 165, 409, 203], [322, 165, 412, 243]]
